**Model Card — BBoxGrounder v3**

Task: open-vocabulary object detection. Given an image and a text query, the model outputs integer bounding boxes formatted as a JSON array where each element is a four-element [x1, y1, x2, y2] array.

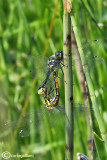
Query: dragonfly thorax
[[48, 56, 56, 69]]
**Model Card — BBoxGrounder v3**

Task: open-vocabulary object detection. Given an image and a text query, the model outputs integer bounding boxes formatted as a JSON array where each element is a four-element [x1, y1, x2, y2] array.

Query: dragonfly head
[[55, 51, 63, 60], [38, 87, 47, 95]]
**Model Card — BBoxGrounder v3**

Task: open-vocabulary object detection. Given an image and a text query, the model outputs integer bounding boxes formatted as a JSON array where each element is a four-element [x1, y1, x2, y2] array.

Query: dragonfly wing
[[17, 103, 94, 137], [0, 107, 62, 138], [57, 103, 94, 117], [28, 54, 49, 81], [0, 104, 93, 138], [18, 107, 63, 137], [73, 39, 106, 71]]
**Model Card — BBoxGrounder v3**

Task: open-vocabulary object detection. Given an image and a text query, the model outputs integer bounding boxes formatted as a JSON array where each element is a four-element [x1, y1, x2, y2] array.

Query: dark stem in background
[[71, 26, 94, 159], [63, 0, 73, 160]]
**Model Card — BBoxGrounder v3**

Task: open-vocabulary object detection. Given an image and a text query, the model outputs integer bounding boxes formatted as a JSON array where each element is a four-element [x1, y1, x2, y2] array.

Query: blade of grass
[[86, 82, 107, 159]]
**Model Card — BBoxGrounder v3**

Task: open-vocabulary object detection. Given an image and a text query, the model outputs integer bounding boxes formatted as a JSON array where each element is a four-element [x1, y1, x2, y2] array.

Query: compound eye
[[60, 51, 63, 54], [55, 51, 60, 56]]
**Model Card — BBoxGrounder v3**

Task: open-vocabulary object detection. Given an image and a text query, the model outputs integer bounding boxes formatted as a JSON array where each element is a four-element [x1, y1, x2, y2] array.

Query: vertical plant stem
[[71, 16, 107, 152], [63, 1, 73, 159], [71, 28, 93, 157], [86, 82, 107, 160]]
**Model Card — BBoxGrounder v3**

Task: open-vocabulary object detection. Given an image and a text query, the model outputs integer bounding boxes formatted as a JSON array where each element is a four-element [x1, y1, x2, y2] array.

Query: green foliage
[[0, 0, 107, 160]]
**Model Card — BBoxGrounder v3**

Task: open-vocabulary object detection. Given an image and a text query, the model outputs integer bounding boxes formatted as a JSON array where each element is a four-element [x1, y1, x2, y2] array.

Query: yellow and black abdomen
[[52, 70, 60, 106], [38, 70, 60, 110]]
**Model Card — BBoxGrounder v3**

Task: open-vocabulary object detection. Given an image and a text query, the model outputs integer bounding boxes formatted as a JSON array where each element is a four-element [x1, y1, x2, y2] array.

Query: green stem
[[86, 82, 107, 159], [63, 1, 73, 159], [71, 16, 107, 152]]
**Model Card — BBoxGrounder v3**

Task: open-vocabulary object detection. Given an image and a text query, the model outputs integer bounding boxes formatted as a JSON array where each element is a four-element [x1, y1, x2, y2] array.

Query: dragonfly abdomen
[[52, 70, 60, 106], [38, 70, 60, 110]]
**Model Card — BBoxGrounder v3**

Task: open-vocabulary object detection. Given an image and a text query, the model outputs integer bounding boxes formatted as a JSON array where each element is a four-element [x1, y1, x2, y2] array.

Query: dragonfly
[[16, 38, 105, 139]]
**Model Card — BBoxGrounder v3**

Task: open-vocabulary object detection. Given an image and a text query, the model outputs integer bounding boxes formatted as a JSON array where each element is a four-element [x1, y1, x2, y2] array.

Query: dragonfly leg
[[56, 62, 64, 76], [59, 64, 64, 75], [60, 62, 64, 66]]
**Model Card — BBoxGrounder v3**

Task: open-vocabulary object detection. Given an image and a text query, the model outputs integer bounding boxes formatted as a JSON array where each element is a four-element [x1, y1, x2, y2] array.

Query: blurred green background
[[0, 0, 107, 159]]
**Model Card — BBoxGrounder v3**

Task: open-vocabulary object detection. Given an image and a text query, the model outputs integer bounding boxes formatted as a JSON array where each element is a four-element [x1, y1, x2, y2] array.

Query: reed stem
[[63, 1, 73, 159]]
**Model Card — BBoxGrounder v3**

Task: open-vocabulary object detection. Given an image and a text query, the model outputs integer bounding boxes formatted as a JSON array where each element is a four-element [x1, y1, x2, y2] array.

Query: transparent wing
[[29, 39, 107, 90], [0, 106, 63, 138], [57, 103, 94, 115], [28, 54, 49, 81], [0, 103, 94, 138], [19, 103, 93, 137], [72, 39, 106, 71], [29, 55, 64, 95], [27, 34, 50, 82]]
